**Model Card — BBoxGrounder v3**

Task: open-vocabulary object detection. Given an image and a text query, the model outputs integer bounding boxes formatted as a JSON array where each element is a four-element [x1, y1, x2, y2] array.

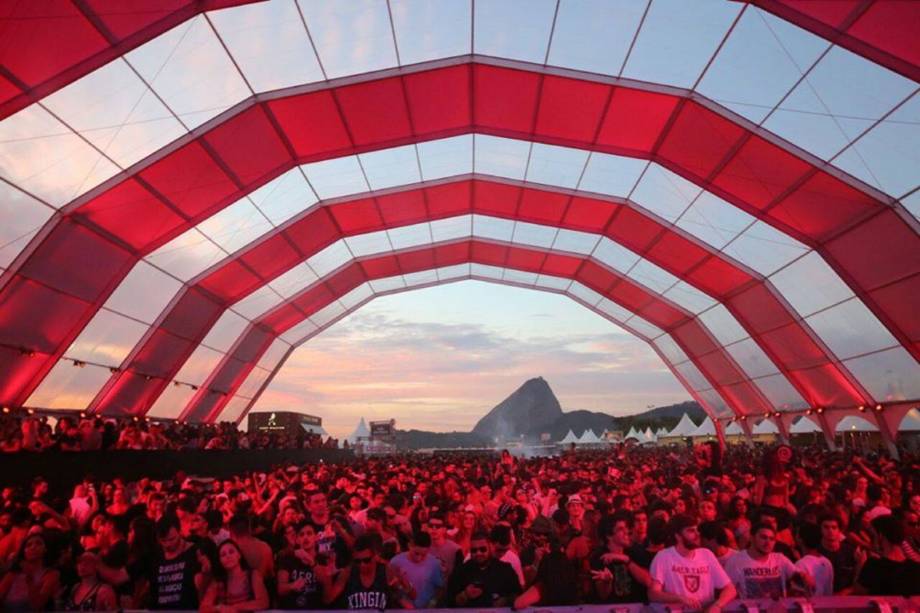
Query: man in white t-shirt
[[794, 523, 833, 596], [724, 523, 810, 599], [650, 514, 736, 612]]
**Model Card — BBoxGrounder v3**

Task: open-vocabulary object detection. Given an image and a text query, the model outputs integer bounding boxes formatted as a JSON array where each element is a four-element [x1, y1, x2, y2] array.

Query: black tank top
[[64, 581, 102, 611], [344, 563, 388, 610]]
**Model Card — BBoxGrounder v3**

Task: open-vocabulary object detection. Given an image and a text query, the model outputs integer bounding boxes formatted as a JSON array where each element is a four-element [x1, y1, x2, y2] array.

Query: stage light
[[1, 407, 9, 414], [143, 374, 152, 381], [874, 404, 883, 412], [109, 367, 120, 374], [190, 385, 198, 391], [72, 359, 85, 368], [739, 415, 747, 421], [80, 412, 86, 419], [805, 409, 813, 415], [772, 412, 781, 418], [27, 408, 35, 415], [858, 405, 866, 412], [816, 407, 824, 414]]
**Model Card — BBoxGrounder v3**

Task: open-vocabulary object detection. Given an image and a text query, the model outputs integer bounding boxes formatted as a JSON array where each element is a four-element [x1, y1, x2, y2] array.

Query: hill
[[471, 377, 562, 441]]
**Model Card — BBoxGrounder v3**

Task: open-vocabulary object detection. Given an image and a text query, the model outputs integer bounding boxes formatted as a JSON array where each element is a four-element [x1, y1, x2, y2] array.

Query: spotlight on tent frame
[[858, 405, 866, 412], [874, 404, 883, 412]]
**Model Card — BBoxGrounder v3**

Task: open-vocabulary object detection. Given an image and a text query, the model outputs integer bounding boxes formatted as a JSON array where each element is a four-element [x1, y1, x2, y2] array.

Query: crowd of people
[[0, 440, 918, 611], [0, 412, 338, 453]]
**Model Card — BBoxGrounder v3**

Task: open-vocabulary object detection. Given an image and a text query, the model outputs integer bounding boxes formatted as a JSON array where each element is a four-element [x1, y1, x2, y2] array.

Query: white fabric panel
[[0, 182, 54, 268], [630, 165, 702, 223], [469, 263, 505, 280], [0, 105, 119, 208], [237, 366, 272, 399], [534, 274, 571, 292], [65, 309, 150, 365], [725, 338, 780, 379], [302, 156, 369, 199], [696, 388, 733, 418], [430, 215, 472, 242], [42, 58, 186, 169], [175, 345, 226, 385], [675, 361, 710, 392], [654, 334, 690, 365], [512, 221, 557, 249], [233, 286, 284, 319], [26, 362, 112, 410], [298, 0, 398, 78], [403, 269, 439, 287], [474, 0, 555, 63], [592, 237, 639, 273], [197, 199, 272, 254], [390, 0, 471, 65], [360, 145, 422, 190], [308, 240, 352, 276], [549, 0, 645, 76], [417, 135, 473, 180], [723, 221, 809, 276], [503, 269, 538, 286], [805, 297, 899, 360], [251, 169, 318, 226], [770, 251, 855, 317], [219, 395, 252, 423], [339, 283, 374, 310], [146, 229, 227, 282], [473, 215, 515, 241], [209, 0, 324, 92], [309, 301, 347, 329], [753, 373, 808, 410], [370, 276, 407, 293], [346, 230, 392, 257], [105, 261, 183, 324], [280, 319, 319, 343], [526, 143, 589, 189], [578, 153, 647, 198], [148, 383, 198, 419], [664, 282, 716, 314], [629, 259, 680, 294], [596, 298, 632, 322], [201, 310, 250, 353], [256, 338, 292, 372], [698, 304, 749, 346], [270, 263, 320, 298], [843, 347, 920, 402], [474, 135, 530, 180], [552, 228, 599, 255], [565, 282, 604, 307], [624, 316, 664, 340], [388, 223, 432, 251], [623, 0, 741, 88], [126, 15, 250, 129], [675, 191, 755, 250], [437, 264, 471, 281]]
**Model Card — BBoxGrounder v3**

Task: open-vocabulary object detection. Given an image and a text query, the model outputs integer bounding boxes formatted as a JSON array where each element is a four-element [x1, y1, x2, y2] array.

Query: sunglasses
[[470, 546, 488, 553], [355, 556, 374, 564]]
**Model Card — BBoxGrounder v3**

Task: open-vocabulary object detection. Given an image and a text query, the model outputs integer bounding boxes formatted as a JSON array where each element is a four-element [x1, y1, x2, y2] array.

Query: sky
[[250, 280, 689, 439]]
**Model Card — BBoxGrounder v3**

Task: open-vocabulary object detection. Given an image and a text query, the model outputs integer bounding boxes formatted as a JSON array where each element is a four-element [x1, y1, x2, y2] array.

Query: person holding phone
[[448, 532, 521, 607]]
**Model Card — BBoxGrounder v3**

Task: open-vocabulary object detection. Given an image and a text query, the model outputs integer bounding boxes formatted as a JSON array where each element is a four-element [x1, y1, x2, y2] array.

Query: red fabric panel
[[563, 196, 617, 233], [647, 233, 710, 277], [0, 346, 51, 406], [329, 198, 385, 234], [688, 258, 753, 296], [233, 328, 272, 363], [326, 264, 365, 297], [293, 284, 335, 317], [870, 276, 920, 344], [713, 134, 810, 212], [158, 289, 223, 340], [769, 172, 880, 241], [86, 0, 188, 38], [0, 73, 20, 105], [575, 260, 615, 293], [659, 102, 746, 181], [267, 91, 352, 159], [397, 249, 437, 273], [607, 207, 663, 252], [238, 234, 302, 280], [360, 254, 400, 279], [610, 282, 654, 313], [0, 277, 90, 352], [848, 2, 920, 71], [640, 301, 686, 328], [473, 64, 540, 135], [404, 65, 471, 135], [18, 220, 133, 302], [535, 75, 611, 144], [774, 0, 859, 26], [139, 141, 237, 218], [92, 372, 168, 416], [426, 181, 472, 217], [825, 209, 920, 291], [505, 248, 545, 273], [597, 88, 676, 155], [517, 189, 569, 225], [286, 209, 341, 253], [377, 190, 429, 225], [542, 253, 582, 277], [199, 261, 262, 303], [203, 105, 291, 186], [470, 241, 509, 267], [433, 241, 469, 267], [78, 180, 185, 252], [336, 78, 411, 146], [473, 181, 522, 217], [263, 305, 302, 335], [132, 329, 195, 378]]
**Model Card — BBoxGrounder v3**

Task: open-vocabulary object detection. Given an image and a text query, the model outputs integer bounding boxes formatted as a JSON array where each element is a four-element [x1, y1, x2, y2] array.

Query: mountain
[[471, 377, 563, 441]]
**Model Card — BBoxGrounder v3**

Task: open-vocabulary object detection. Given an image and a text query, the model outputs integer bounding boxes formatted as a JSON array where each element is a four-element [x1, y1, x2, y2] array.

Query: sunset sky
[[250, 280, 690, 439]]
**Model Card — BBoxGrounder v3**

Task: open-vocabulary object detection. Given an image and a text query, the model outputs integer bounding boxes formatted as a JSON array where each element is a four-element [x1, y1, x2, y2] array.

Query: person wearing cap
[[649, 514, 736, 612], [64, 551, 117, 611]]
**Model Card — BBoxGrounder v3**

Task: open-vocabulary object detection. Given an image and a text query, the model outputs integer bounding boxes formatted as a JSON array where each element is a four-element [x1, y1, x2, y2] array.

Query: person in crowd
[[649, 514, 737, 612], [388, 530, 443, 608], [853, 515, 920, 596], [228, 514, 273, 580], [425, 512, 462, 581], [795, 522, 834, 596], [62, 551, 116, 611], [149, 516, 200, 610], [199, 539, 269, 612], [0, 533, 61, 612], [723, 523, 811, 599], [276, 521, 324, 609], [700, 521, 738, 566], [818, 513, 865, 593], [514, 534, 578, 608], [323, 535, 411, 610], [448, 531, 521, 607], [591, 510, 652, 603]]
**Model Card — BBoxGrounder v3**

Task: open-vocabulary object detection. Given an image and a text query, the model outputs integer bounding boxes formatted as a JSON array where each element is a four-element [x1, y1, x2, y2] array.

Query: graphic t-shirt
[[649, 547, 731, 605], [389, 552, 444, 608], [150, 546, 200, 610], [590, 546, 653, 603], [724, 550, 797, 599], [277, 553, 323, 609]]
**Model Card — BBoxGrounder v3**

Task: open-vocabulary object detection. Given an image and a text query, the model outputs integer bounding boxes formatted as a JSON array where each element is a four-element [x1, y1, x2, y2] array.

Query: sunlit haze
[[250, 281, 689, 438]]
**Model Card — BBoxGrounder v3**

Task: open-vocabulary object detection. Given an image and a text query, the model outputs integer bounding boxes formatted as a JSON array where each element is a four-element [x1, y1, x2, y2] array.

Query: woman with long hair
[[63, 551, 116, 611], [0, 533, 61, 611], [199, 539, 269, 612]]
